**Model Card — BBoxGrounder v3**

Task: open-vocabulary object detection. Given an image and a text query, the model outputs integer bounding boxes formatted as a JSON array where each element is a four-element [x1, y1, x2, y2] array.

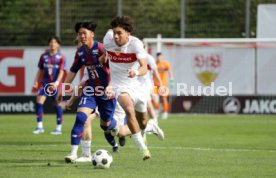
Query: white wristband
[[134, 70, 140, 76], [54, 81, 59, 86]]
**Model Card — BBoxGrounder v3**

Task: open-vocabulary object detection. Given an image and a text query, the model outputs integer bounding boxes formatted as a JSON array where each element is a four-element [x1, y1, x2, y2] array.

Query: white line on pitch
[[147, 146, 276, 153], [44, 144, 276, 153]]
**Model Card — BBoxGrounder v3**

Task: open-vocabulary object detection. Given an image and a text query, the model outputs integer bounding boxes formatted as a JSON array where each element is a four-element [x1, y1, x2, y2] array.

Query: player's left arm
[[128, 40, 148, 77], [98, 42, 108, 65], [65, 80, 87, 110], [99, 51, 108, 65], [49, 56, 65, 89], [128, 58, 147, 77]]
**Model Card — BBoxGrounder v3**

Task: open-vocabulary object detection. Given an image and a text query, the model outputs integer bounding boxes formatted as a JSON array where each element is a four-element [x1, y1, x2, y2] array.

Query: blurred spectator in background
[[153, 52, 174, 119], [32, 36, 66, 135]]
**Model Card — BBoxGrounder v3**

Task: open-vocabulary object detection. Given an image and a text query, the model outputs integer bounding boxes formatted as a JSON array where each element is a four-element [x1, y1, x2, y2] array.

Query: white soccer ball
[[91, 149, 113, 169]]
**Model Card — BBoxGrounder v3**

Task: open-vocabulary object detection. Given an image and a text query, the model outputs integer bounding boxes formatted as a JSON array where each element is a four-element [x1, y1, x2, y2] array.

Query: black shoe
[[112, 146, 119, 152], [119, 136, 126, 147]]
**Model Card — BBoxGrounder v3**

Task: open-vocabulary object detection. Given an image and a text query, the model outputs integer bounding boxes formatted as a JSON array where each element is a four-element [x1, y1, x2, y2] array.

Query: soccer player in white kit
[[142, 53, 164, 138], [103, 16, 151, 160], [104, 30, 165, 141]]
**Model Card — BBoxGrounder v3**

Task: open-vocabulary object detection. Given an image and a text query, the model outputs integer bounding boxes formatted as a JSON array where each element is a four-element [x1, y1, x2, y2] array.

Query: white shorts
[[114, 86, 147, 113], [94, 103, 125, 126], [144, 79, 153, 101], [113, 102, 126, 126]]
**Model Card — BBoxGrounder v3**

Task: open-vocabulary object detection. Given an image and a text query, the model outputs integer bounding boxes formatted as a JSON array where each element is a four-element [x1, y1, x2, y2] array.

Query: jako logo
[[243, 99, 276, 114], [0, 101, 35, 112]]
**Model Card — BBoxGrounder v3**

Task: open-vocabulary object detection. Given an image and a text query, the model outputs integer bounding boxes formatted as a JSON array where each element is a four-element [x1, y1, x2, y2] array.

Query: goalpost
[[143, 36, 276, 114]]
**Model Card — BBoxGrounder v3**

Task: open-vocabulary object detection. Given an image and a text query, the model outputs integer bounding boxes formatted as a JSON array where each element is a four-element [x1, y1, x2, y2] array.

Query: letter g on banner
[[0, 50, 25, 93]]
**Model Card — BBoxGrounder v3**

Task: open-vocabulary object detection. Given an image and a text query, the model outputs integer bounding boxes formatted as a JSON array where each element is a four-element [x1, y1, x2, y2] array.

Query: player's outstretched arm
[[99, 51, 107, 65], [64, 71, 76, 84], [65, 80, 86, 110], [56, 71, 76, 102]]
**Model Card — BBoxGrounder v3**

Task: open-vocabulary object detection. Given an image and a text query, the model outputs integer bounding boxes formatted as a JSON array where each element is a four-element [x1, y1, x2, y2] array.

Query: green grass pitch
[[0, 114, 276, 178]]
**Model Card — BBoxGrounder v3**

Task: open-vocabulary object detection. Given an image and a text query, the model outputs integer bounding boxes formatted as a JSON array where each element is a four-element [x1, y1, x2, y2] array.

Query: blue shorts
[[78, 93, 116, 122], [38, 85, 59, 101]]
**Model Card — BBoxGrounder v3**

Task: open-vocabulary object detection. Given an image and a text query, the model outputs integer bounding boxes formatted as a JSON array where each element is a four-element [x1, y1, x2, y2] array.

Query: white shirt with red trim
[[104, 36, 147, 88]]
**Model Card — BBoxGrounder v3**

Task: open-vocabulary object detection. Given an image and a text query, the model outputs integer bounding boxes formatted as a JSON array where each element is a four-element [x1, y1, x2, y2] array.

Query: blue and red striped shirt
[[38, 50, 66, 86], [70, 41, 110, 96]]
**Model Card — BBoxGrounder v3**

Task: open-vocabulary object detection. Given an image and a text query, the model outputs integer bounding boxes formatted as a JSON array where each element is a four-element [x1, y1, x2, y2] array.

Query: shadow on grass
[[1, 159, 93, 169], [0, 159, 66, 165]]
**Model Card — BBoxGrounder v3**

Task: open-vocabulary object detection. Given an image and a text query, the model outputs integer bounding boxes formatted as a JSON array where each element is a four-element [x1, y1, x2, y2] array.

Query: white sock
[[56, 124, 62, 131], [71, 145, 79, 156], [37, 122, 43, 128], [153, 116, 158, 124], [81, 140, 91, 157], [144, 123, 153, 133], [132, 132, 147, 150]]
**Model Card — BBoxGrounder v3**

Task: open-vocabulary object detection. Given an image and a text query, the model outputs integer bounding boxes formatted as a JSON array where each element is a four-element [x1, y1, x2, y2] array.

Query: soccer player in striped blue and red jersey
[[32, 36, 66, 135], [63, 21, 118, 163]]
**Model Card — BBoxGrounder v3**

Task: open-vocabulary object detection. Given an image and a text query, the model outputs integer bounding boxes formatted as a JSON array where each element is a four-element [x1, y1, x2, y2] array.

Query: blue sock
[[71, 112, 87, 145], [55, 105, 63, 125], [104, 132, 117, 147], [36, 103, 43, 123], [100, 119, 117, 131]]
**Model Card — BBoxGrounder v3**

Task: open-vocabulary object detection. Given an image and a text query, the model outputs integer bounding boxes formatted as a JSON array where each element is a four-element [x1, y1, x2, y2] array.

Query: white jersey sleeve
[[134, 40, 147, 60], [103, 29, 113, 46]]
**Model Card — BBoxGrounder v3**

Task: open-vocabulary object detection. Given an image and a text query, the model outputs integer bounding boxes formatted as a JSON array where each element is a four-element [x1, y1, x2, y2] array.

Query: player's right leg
[[50, 101, 63, 135], [96, 98, 119, 152], [118, 92, 150, 160], [33, 92, 47, 134], [75, 113, 96, 163], [65, 95, 96, 163]]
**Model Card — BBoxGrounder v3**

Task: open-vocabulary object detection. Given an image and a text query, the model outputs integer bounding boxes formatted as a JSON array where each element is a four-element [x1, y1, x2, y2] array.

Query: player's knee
[[76, 112, 88, 126], [100, 120, 110, 127], [100, 119, 116, 131], [84, 121, 90, 129]]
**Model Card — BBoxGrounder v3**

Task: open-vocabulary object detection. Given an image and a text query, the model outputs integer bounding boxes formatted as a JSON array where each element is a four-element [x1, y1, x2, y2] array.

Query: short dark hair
[[110, 16, 133, 33], [156, 52, 162, 56], [48, 36, 61, 45], [75, 21, 97, 33]]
